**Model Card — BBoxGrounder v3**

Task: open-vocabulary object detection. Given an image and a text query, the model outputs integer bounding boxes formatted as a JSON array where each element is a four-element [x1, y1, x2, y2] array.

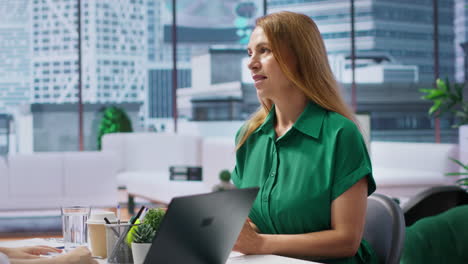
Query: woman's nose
[[248, 56, 260, 71]]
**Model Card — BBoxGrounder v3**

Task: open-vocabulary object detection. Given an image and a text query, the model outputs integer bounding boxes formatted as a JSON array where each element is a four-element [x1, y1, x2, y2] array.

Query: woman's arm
[[8, 247, 97, 264], [0, 246, 61, 260], [233, 177, 368, 259]]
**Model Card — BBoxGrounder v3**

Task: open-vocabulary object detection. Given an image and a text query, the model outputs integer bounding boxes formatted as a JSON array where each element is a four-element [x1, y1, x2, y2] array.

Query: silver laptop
[[144, 187, 259, 264]]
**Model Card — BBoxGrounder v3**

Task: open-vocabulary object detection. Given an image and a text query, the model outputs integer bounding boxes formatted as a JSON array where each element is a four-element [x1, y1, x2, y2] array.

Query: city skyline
[[0, 0, 465, 153]]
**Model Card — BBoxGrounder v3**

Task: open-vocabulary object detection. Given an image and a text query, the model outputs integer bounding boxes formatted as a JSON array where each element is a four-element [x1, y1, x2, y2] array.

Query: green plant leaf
[[429, 100, 442, 115], [456, 178, 468, 186], [448, 157, 468, 170], [445, 172, 468, 176], [97, 106, 133, 150], [436, 78, 448, 92]]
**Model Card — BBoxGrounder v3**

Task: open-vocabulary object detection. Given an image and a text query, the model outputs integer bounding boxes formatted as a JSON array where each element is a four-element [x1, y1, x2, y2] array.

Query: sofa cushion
[[8, 153, 63, 198], [62, 152, 119, 207], [125, 133, 202, 171], [373, 167, 451, 186], [371, 142, 458, 187]]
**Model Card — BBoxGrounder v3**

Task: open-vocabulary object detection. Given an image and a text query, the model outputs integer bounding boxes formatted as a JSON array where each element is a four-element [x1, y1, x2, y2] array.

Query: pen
[[104, 217, 120, 237]]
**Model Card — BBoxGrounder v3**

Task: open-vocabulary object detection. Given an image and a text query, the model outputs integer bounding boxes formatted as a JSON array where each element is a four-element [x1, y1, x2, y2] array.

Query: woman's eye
[[260, 47, 270, 53]]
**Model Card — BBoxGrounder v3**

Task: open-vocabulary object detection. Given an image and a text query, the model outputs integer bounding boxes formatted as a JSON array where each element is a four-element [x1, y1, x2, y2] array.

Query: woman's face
[[247, 27, 294, 101]]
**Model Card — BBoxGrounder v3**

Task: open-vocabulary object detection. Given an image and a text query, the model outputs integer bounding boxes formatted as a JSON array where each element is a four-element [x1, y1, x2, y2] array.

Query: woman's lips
[[252, 75, 267, 83]]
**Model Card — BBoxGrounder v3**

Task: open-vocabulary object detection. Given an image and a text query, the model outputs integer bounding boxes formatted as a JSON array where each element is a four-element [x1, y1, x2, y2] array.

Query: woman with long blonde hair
[[231, 11, 377, 264]]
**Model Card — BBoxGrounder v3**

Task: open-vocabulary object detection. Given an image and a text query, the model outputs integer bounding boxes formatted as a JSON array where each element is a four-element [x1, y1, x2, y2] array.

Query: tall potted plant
[[419, 78, 468, 128], [420, 78, 468, 187], [97, 106, 133, 150]]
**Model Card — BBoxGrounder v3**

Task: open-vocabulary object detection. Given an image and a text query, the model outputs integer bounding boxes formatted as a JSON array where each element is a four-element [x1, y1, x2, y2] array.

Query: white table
[[0, 238, 318, 264]]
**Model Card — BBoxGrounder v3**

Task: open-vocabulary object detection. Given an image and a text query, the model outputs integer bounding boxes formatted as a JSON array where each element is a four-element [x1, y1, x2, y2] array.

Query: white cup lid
[[87, 211, 117, 224]]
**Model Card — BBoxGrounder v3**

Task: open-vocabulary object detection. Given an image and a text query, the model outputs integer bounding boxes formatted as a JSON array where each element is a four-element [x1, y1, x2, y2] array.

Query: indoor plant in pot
[[212, 169, 236, 191], [420, 78, 468, 184], [131, 223, 155, 264], [131, 208, 166, 264]]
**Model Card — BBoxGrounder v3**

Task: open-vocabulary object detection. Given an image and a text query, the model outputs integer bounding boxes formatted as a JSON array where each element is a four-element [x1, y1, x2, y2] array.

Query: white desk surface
[[0, 238, 319, 264]]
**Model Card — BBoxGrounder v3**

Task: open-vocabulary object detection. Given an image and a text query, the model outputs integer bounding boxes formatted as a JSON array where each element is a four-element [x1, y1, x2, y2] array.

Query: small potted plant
[[212, 169, 236, 191], [131, 223, 155, 264], [130, 208, 166, 264]]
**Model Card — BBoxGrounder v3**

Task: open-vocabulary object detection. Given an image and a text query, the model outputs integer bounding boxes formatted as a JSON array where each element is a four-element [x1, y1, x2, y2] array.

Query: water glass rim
[[61, 205, 91, 214]]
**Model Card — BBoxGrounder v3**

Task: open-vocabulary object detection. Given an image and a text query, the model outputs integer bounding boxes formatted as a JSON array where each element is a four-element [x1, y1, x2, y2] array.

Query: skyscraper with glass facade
[[0, 0, 30, 114], [269, 0, 455, 82], [31, 0, 147, 105], [455, 0, 468, 82]]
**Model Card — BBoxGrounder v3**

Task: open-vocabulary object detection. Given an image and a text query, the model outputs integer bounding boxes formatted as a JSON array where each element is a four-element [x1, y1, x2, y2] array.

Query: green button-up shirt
[[232, 102, 377, 264]]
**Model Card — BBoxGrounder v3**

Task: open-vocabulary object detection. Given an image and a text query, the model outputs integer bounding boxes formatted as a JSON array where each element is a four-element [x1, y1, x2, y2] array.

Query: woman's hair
[[236, 11, 355, 150]]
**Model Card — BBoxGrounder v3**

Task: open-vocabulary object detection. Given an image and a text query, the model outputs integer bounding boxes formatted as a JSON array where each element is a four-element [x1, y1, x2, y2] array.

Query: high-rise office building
[[146, 0, 262, 125], [269, 0, 455, 82], [455, 0, 468, 82], [146, 0, 193, 122], [0, 0, 30, 114], [31, 0, 147, 104]]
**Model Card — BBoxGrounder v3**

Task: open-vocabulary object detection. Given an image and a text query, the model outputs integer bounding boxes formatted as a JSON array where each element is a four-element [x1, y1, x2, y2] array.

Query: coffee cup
[[87, 211, 117, 258]]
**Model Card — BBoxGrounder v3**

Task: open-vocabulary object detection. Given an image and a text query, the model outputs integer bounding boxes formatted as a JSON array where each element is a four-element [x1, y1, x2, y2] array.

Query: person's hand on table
[[0, 246, 62, 259], [52, 247, 97, 264], [233, 218, 266, 255]]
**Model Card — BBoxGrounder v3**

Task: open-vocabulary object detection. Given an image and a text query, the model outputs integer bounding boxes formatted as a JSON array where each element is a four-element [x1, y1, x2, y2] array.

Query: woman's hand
[[232, 219, 266, 255], [53, 247, 97, 264], [0, 246, 61, 259]]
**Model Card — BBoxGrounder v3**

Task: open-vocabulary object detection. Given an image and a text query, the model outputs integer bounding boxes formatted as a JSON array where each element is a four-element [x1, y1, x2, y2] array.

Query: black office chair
[[363, 193, 406, 264], [402, 185, 468, 227]]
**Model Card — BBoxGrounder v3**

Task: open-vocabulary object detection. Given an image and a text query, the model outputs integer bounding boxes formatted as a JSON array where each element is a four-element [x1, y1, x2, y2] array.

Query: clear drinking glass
[[61, 206, 91, 252]]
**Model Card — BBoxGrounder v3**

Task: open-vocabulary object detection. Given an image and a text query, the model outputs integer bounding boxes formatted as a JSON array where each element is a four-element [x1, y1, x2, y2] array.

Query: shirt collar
[[254, 102, 326, 139], [254, 105, 276, 134], [293, 102, 326, 139]]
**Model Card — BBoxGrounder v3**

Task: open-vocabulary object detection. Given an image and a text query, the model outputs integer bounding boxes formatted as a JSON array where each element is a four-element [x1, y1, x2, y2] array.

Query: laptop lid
[[144, 187, 260, 264]]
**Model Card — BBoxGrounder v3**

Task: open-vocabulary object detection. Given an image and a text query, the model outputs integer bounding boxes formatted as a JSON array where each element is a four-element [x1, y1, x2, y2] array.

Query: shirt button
[[270, 172, 275, 177], [262, 196, 268, 202]]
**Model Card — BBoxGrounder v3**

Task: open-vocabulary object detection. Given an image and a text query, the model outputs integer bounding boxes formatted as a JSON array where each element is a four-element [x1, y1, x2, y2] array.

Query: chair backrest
[[363, 193, 405, 264], [402, 185, 468, 226]]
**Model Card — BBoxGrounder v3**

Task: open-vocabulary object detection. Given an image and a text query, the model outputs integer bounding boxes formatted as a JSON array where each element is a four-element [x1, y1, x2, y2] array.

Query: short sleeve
[[331, 123, 376, 200]]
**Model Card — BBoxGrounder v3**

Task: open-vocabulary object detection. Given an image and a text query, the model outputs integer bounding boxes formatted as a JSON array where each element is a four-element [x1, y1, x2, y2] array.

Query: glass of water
[[61, 206, 91, 252]]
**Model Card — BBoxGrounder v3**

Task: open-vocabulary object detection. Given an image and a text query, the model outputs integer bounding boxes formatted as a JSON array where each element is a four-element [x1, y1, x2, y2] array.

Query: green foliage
[[97, 106, 133, 150], [144, 208, 166, 234], [219, 170, 231, 182], [445, 157, 468, 188], [132, 223, 156, 244], [419, 78, 468, 128]]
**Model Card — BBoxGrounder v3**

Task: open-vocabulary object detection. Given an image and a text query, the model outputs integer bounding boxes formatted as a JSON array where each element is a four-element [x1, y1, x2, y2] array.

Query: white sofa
[[102, 133, 236, 204], [370, 141, 459, 200], [0, 152, 119, 210], [101, 131, 460, 206]]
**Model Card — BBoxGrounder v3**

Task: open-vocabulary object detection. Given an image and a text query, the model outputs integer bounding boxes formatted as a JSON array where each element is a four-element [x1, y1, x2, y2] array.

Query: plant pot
[[131, 242, 152, 264], [459, 125, 468, 164]]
